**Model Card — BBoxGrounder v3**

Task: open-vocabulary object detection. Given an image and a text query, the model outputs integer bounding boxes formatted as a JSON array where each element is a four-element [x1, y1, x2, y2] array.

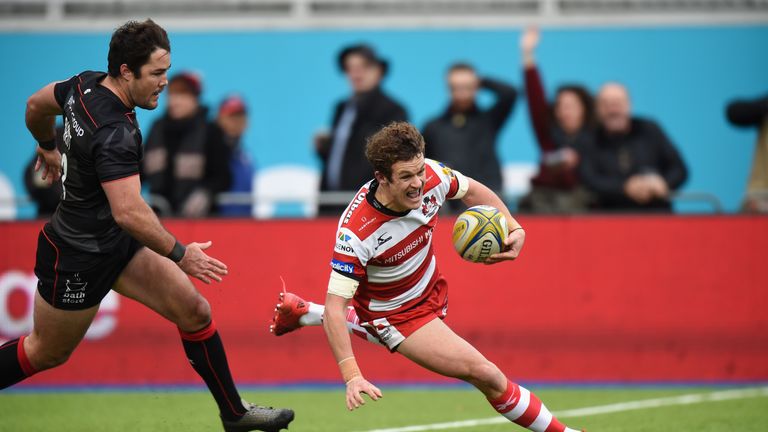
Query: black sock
[[179, 321, 246, 421], [0, 337, 36, 390]]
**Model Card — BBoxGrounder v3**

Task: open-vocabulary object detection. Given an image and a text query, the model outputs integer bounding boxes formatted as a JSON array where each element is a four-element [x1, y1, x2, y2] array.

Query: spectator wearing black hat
[[142, 72, 231, 217], [726, 94, 768, 213], [422, 62, 517, 205], [315, 43, 408, 213]]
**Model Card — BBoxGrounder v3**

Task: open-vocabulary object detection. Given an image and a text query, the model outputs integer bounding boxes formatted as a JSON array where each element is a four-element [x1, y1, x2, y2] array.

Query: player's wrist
[[166, 240, 187, 263], [37, 138, 56, 151], [339, 356, 363, 384], [345, 375, 364, 386]]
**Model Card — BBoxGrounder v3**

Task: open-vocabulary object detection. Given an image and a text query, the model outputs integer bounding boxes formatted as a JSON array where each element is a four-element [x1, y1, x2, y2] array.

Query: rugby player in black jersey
[[0, 19, 294, 432]]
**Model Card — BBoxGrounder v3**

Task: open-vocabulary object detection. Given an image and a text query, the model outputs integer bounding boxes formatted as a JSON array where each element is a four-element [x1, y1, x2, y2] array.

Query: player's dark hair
[[365, 122, 426, 180], [108, 19, 170, 78], [447, 62, 476, 75]]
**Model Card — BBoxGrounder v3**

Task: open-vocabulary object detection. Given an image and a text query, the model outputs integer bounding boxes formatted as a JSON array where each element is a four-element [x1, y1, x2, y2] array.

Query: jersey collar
[[367, 180, 411, 218]]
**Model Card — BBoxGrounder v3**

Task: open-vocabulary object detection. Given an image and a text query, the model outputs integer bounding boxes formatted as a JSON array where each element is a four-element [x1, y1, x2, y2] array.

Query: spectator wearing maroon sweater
[[518, 27, 594, 213]]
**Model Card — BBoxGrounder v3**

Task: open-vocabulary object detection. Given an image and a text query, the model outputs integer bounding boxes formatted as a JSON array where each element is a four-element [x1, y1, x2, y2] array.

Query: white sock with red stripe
[[297, 302, 382, 346], [488, 380, 578, 432]]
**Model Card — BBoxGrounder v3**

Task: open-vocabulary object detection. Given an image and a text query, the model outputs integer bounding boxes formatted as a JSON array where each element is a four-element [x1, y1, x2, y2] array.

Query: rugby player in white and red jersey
[[271, 122, 580, 432]]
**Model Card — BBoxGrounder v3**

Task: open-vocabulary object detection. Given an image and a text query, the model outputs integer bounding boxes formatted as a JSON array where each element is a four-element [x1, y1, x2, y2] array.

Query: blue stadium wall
[[1, 24, 766, 216]]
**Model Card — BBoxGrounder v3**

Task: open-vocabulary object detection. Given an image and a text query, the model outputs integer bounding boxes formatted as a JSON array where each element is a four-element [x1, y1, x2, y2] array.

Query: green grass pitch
[[1, 387, 766, 431]]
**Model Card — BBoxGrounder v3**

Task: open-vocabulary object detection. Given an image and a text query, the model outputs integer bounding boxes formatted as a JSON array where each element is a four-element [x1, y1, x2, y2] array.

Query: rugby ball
[[452, 205, 508, 263]]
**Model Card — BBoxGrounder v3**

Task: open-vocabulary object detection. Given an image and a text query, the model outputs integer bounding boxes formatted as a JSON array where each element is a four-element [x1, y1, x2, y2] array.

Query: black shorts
[[34, 224, 142, 310]]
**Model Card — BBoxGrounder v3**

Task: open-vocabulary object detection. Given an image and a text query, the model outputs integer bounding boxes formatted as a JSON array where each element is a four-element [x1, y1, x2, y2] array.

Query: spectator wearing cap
[[422, 62, 517, 203], [213, 94, 255, 217], [142, 72, 232, 217], [315, 43, 408, 213]]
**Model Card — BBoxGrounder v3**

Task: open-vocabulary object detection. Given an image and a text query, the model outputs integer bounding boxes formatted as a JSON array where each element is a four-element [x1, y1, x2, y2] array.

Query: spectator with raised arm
[[726, 94, 768, 213], [518, 26, 594, 213], [422, 62, 517, 199], [579, 83, 688, 212]]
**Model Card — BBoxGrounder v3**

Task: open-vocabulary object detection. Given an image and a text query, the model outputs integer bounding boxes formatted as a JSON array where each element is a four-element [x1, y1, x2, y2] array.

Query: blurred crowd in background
[[21, 27, 768, 218]]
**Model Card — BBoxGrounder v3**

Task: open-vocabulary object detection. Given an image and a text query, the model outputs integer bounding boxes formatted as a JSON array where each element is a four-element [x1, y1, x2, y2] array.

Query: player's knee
[[465, 361, 504, 390], [181, 294, 211, 330]]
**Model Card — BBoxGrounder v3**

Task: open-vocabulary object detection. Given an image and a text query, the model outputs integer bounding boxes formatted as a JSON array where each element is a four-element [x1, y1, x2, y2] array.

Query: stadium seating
[[0, 172, 17, 221]]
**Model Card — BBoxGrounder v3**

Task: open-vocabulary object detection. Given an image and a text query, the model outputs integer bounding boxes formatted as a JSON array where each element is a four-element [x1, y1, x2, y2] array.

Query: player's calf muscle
[[29, 348, 72, 371]]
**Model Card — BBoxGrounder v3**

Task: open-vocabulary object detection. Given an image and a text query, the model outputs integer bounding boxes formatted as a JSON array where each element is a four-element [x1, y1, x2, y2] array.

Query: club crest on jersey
[[422, 195, 438, 216]]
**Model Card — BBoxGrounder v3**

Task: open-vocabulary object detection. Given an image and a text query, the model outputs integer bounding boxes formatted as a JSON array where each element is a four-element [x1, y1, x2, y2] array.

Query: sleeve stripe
[[452, 170, 470, 200], [331, 268, 362, 281]]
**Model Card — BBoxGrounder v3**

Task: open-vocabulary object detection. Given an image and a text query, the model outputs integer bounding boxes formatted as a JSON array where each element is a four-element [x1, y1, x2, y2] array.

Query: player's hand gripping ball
[[452, 205, 508, 263]]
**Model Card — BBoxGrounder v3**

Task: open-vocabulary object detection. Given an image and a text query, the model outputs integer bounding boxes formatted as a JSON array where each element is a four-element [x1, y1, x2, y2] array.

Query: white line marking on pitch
[[359, 386, 768, 432]]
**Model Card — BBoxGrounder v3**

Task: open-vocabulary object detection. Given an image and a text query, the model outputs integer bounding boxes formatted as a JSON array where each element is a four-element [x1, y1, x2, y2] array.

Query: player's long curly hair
[[365, 122, 426, 180]]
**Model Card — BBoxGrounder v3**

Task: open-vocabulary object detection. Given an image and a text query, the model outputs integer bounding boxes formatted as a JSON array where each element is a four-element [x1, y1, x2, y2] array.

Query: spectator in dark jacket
[[315, 44, 408, 212], [142, 72, 231, 217], [213, 94, 254, 217], [422, 62, 517, 196], [518, 27, 594, 213], [726, 94, 768, 213], [579, 83, 688, 212]]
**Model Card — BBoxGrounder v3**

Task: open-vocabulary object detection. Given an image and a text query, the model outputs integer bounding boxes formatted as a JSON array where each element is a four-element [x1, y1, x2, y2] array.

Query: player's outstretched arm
[[102, 175, 228, 284], [461, 177, 525, 264], [323, 292, 382, 410], [26, 82, 63, 184]]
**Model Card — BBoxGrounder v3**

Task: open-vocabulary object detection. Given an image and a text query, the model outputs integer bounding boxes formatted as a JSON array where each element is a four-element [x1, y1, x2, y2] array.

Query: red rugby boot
[[270, 290, 309, 336]]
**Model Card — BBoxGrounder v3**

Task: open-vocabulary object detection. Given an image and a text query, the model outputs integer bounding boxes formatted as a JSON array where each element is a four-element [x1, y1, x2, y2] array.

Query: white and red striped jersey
[[330, 158, 468, 322]]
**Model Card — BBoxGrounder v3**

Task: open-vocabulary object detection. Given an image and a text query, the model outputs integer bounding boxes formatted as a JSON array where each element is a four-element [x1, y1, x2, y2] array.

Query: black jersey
[[49, 71, 143, 253]]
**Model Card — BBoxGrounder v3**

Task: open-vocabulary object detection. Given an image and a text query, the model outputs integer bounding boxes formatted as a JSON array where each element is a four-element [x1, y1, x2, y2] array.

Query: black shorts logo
[[62, 273, 88, 304]]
